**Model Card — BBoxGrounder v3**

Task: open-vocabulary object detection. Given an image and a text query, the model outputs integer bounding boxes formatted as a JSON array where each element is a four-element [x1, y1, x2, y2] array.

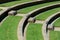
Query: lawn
[[0, 16, 22, 40], [50, 31, 60, 40], [26, 23, 43, 40], [53, 17, 60, 27], [36, 7, 60, 20], [0, 0, 32, 7], [17, 1, 60, 14], [0, 9, 2, 11]]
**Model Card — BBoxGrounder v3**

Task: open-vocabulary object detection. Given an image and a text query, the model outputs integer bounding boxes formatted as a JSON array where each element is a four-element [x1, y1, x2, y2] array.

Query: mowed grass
[[26, 23, 43, 40], [0, 0, 32, 7], [0, 9, 2, 11], [0, 16, 22, 40], [50, 31, 60, 40], [17, 1, 60, 14], [36, 7, 60, 20], [53, 17, 60, 27]]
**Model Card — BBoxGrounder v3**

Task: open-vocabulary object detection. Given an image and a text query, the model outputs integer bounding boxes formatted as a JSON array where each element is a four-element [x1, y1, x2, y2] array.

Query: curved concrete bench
[[0, 1, 60, 40], [45, 12, 60, 25], [0, 0, 48, 22], [23, 3, 60, 32], [0, 8, 9, 22], [27, 3, 60, 17], [22, 3, 60, 40], [42, 12, 60, 40], [16, 3, 60, 40], [45, 12, 60, 30], [10, 0, 50, 10], [22, 3, 60, 34], [0, 1, 59, 22]]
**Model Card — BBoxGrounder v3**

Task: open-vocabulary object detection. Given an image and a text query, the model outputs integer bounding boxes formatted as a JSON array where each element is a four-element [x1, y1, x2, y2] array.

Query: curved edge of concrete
[[10, 0, 48, 10], [42, 22, 49, 40], [17, 14, 30, 40], [27, 3, 60, 17], [0, 1, 59, 22], [42, 12, 60, 40], [0, 8, 10, 22], [17, 3, 60, 40], [0, 1, 60, 40], [0, 0, 46, 22], [45, 12, 60, 27], [18, 3, 60, 36]]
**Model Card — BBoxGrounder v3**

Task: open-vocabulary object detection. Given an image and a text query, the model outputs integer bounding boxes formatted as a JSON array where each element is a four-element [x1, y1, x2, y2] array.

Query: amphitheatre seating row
[[22, 3, 60, 34], [0, 0, 55, 7], [36, 7, 60, 20], [0, 0, 47, 22], [49, 17, 60, 40], [42, 12, 60, 40], [0, 1, 60, 40], [24, 8, 60, 40], [0, 0, 33, 6], [26, 3, 60, 17], [16, 3, 60, 40], [0, 1, 60, 22], [0, 8, 9, 22], [16, 3, 60, 35], [43, 12, 60, 32], [17, 1, 60, 14], [46, 12, 60, 27], [10, 0, 53, 10], [0, 1, 59, 37]]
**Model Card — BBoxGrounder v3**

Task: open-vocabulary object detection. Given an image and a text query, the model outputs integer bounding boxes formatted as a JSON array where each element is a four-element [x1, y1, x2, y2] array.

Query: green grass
[[26, 23, 43, 40], [0, 0, 32, 7], [0, 16, 22, 40], [17, 1, 60, 14], [36, 7, 60, 20], [50, 31, 60, 40], [53, 17, 60, 27], [0, 9, 2, 11]]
